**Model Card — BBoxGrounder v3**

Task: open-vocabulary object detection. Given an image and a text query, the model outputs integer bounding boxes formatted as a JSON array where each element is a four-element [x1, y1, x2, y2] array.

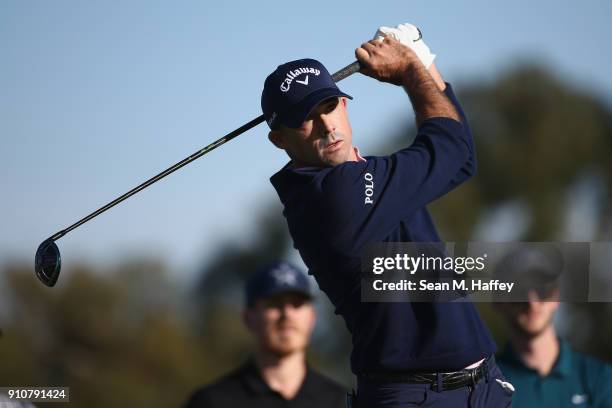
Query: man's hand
[[356, 35, 421, 86], [374, 23, 445, 91], [374, 23, 436, 69], [355, 35, 459, 125]]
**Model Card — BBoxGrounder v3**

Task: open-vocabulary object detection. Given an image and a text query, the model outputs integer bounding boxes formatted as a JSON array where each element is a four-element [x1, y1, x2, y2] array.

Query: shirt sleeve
[[437, 83, 477, 197]]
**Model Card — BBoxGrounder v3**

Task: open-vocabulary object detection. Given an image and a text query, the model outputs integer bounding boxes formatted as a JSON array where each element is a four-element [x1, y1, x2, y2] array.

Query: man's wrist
[[400, 63, 461, 124], [400, 59, 429, 90]]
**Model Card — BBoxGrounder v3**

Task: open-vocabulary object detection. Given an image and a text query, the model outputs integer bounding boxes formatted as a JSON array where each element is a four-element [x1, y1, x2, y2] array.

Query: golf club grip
[[48, 60, 361, 242], [332, 61, 361, 82]]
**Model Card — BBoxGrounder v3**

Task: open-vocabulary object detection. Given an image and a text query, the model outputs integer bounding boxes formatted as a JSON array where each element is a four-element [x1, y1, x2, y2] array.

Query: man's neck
[[510, 325, 560, 376], [253, 350, 307, 400]]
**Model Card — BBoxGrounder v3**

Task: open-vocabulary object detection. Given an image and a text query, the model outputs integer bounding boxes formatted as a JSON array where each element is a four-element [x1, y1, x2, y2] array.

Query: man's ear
[[268, 130, 285, 150]]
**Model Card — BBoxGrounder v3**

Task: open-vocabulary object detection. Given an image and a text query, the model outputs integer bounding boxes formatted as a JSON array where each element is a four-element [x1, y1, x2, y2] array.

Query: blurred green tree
[[0, 262, 208, 408]]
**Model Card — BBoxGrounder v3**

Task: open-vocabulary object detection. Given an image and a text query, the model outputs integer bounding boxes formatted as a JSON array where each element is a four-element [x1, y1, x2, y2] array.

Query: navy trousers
[[354, 356, 513, 407]]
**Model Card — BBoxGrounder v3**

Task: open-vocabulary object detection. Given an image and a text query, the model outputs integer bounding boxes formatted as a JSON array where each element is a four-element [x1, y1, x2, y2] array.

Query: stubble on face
[[265, 319, 308, 357], [504, 299, 558, 339], [249, 295, 315, 357], [279, 97, 356, 168], [513, 309, 555, 338], [316, 130, 354, 167]]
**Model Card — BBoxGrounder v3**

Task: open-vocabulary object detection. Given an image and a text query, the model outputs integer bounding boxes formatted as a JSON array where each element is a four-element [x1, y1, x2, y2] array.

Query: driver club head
[[35, 239, 61, 287]]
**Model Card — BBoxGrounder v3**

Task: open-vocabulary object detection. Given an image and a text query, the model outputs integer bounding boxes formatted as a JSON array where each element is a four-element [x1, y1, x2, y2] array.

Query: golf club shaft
[[49, 61, 361, 242]]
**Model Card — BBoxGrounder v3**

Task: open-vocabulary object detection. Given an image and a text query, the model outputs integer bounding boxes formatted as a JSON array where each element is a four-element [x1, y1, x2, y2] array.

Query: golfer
[[263, 24, 513, 407]]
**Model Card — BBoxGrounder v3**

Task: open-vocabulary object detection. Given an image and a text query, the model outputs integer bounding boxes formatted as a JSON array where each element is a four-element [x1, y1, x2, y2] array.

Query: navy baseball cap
[[261, 58, 352, 130], [245, 261, 312, 306]]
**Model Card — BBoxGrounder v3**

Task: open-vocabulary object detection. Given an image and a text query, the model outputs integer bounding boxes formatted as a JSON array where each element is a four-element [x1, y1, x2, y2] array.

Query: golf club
[[35, 60, 361, 287]]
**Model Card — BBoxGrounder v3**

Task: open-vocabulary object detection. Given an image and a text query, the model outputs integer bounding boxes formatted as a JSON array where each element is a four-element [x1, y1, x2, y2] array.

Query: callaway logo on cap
[[261, 58, 352, 129], [280, 66, 321, 92]]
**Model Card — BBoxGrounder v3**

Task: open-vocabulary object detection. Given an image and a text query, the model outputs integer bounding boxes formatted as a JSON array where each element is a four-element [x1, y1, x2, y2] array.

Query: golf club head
[[35, 239, 61, 287]]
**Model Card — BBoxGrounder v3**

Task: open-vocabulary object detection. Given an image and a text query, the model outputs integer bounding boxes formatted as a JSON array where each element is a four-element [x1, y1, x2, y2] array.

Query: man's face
[[497, 289, 560, 338], [268, 97, 356, 167], [244, 292, 316, 357]]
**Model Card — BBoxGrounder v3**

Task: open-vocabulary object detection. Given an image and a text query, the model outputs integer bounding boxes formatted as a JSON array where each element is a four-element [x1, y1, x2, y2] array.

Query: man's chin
[[268, 344, 301, 357], [322, 150, 350, 167], [513, 320, 550, 338], [266, 335, 308, 355]]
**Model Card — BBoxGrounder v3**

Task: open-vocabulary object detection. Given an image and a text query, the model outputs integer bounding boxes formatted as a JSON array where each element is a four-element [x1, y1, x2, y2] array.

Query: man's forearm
[[427, 63, 447, 92], [402, 62, 460, 125]]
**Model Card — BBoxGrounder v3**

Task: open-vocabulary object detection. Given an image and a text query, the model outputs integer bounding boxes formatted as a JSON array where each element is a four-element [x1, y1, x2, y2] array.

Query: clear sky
[[2, 0, 611, 281]]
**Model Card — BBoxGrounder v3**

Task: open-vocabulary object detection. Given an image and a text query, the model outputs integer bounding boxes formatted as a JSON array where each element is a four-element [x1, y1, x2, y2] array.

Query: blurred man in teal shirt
[[495, 248, 612, 407]]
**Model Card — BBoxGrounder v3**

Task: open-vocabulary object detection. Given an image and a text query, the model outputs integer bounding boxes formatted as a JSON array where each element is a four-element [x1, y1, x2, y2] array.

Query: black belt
[[361, 360, 488, 392]]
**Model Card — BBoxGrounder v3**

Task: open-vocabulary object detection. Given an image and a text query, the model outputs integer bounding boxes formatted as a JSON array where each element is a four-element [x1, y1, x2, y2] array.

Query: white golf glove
[[374, 23, 436, 68]]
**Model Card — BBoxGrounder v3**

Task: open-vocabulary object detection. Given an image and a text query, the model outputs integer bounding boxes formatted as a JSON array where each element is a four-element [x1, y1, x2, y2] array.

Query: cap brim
[[281, 87, 353, 129], [261, 286, 312, 299], [250, 287, 313, 306]]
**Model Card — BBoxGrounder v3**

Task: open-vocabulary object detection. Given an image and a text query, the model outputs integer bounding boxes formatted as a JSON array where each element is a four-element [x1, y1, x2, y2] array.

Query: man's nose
[[527, 290, 540, 305], [317, 114, 336, 137], [279, 302, 297, 317]]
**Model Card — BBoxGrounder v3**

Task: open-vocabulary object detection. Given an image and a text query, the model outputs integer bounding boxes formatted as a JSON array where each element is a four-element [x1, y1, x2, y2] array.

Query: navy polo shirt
[[271, 83, 496, 374], [497, 339, 612, 408]]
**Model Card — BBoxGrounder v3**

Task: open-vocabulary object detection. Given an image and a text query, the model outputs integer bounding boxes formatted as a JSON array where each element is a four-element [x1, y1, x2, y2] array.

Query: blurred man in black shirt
[[184, 261, 346, 408]]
